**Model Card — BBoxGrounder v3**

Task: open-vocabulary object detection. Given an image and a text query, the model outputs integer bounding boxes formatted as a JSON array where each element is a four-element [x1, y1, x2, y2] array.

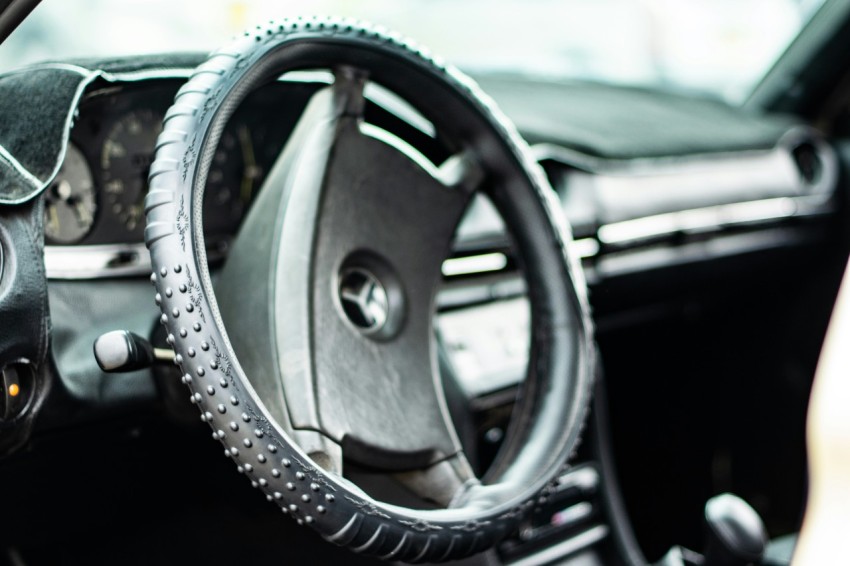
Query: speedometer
[[100, 109, 162, 233], [44, 143, 97, 244]]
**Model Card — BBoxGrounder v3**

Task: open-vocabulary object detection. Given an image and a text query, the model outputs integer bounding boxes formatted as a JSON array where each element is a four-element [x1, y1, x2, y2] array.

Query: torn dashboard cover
[[0, 53, 205, 205]]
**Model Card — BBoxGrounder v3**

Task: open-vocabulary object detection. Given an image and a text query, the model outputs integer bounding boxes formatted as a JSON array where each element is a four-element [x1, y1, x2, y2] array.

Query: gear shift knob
[[703, 493, 767, 566], [93, 330, 173, 372]]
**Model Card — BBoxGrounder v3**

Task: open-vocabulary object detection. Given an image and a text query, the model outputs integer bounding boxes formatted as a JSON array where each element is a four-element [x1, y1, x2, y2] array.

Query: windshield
[[0, 0, 825, 103]]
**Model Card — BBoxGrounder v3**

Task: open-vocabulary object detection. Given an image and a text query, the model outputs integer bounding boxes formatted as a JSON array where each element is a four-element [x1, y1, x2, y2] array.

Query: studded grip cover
[[144, 17, 595, 562]]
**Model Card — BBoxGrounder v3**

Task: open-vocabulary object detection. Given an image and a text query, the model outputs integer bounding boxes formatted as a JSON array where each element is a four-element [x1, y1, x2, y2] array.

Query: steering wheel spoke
[[394, 452, 479, 508]]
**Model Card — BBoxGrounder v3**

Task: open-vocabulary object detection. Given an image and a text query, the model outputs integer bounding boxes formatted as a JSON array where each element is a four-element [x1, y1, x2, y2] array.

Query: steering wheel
[[145, 17, 594, 562]]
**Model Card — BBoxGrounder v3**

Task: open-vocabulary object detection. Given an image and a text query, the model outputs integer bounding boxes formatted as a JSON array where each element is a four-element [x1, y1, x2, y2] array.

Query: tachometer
[[203, 123, 264, 237], [100, 109, 162, 233], [44, 143, 97, 244]]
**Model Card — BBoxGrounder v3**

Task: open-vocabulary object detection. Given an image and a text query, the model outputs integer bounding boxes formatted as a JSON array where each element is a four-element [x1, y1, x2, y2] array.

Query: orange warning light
[[8, 383, 20, 397]]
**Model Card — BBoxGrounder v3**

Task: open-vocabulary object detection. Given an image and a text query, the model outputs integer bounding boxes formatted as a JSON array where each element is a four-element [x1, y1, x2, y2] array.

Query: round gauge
[[100, 109, 162, 233], [44, 143, 97, 244], [203, 123, 263, 237]]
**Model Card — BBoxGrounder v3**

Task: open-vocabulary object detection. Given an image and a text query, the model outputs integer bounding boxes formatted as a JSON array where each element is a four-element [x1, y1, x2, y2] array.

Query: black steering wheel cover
[[145, 18, 594, 562]]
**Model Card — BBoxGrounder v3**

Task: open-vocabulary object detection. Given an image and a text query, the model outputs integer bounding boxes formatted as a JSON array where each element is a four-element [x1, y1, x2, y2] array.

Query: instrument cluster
[[44, 79, 319, 251]]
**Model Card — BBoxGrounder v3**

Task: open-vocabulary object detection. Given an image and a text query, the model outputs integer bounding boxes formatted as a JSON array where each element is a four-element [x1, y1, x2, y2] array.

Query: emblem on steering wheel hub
[[335, 252, 405, 340], [338, 267, 389, 332]]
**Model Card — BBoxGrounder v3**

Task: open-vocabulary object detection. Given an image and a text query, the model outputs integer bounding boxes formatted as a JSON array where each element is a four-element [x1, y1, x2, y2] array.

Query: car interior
[[1, 1, 850, 565]]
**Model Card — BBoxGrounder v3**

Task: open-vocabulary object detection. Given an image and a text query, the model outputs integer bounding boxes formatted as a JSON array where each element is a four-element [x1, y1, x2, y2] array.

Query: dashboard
[[42, 74, 839, 284], [40, 74, 841, 403]]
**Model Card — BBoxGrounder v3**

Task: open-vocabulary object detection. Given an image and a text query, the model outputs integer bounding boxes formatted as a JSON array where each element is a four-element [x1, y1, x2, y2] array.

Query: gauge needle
[[47, 204, 60, 234], [74, 200, 92, 227], [238, 125, 258, 204]]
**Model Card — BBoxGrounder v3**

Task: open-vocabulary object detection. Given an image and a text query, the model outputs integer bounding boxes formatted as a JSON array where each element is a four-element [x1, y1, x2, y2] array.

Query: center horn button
[[335, 251, 405, 340]]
